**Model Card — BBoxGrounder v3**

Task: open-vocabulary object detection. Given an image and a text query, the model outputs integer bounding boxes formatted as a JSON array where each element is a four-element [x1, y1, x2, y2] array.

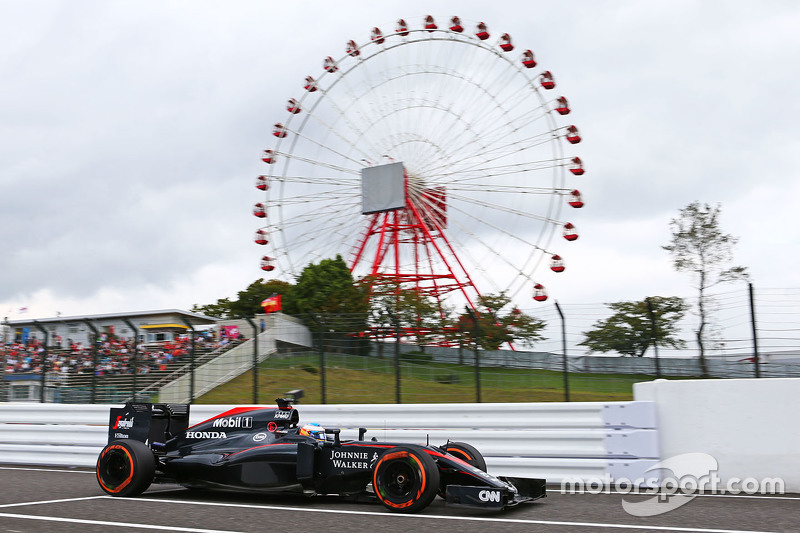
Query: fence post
[[122, 319, 138, 401], [244, 316, 259, 404], [554, 301, 570, 402], [646, 297, 662, 379], [83, 319, 99, 403], [180, 318, 196, 404], [308, 314, 326, 404], [466, 307, 481, 403], [749, 283, 761, 378], [387, 310, 401, 404], [32, 320, 49, 403]]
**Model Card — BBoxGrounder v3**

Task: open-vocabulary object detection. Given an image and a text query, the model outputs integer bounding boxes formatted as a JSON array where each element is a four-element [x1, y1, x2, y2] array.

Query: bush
[[300, 363, 319, 374], [400, 351, 433, 365]]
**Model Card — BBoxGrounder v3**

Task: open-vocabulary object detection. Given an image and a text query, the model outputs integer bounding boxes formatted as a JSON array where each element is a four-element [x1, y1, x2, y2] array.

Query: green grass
[[196, 353, 660, 404]]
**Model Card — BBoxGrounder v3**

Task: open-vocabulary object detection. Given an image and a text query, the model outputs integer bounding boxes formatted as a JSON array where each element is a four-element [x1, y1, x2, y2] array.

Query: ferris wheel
[[254, 15, 585, 310]]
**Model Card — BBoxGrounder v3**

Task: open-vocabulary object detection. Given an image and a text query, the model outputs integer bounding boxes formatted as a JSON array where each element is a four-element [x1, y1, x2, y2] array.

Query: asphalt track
[[0, 465, 798, 533]]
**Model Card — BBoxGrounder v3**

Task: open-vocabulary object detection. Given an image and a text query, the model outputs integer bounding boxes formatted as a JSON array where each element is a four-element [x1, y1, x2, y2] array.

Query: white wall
[[634, 378, 800, 492]]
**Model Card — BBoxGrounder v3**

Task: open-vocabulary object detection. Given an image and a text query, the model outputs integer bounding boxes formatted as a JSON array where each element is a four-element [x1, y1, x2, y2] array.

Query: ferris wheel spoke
[[428, 131, 561, 179], [309, 85, 391, 160], [447, 190, 561, 225], [435, 107, 553, 168], [433, 206, 537, 295], [425, 158, 570, 185]]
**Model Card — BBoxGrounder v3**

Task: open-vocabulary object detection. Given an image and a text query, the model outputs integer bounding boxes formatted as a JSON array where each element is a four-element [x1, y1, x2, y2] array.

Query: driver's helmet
[[299, 423, 326, 441]]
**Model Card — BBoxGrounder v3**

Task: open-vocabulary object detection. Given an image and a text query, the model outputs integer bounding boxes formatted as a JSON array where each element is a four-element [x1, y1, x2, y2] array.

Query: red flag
[[261, 295, 282, 313]]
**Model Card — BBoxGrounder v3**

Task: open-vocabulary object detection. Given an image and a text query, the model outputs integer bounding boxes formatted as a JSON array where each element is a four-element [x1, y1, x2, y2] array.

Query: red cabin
[[499, 33, 514, 52], [566, 125, 581, 144], [304, 76, 317, 92], [256, 175, 269, 191], [450, 16, 464, 32], [396, 19, 409, 36], [563, 222, 579, 241], [323, 56, 338, 73], [521, 50, 537, 68], [261, 149, 275, 164], [371, 27, 384, 44], [254, 229, 268, 245], [253, 203, 266, 218], [260, 256, 275, 272], [476, 22, 490, 40], [569, 156, 584, 175], [568, 189, 584, 208], [550, 254, 566, 273], [555, 96, 570, 115], [346, 40, 360, 56], [425, 15, 437, 31], [273, 123, 287, 138], [287, 99, 301, 114], [533, 283, 548, 302], [540, 70, 555, 89]]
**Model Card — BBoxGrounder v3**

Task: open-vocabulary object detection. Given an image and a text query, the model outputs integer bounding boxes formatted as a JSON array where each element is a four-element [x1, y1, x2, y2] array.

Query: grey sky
[[2, 0, 798, 320]]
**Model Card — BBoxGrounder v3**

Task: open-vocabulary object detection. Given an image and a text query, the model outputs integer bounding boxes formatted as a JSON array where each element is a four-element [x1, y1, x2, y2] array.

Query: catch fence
[[3, 284, 800, 404]]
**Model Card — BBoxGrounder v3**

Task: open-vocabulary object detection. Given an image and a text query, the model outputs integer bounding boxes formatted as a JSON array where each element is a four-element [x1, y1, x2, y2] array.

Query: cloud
[[1, 1, 798, 320]]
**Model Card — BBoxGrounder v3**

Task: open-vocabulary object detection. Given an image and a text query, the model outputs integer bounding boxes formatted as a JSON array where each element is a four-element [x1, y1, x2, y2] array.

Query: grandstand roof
[[2, 309, 218, 327]]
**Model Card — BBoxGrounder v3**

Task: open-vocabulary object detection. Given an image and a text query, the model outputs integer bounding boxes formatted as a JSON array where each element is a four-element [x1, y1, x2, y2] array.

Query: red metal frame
[[349, 168, 482, 344]]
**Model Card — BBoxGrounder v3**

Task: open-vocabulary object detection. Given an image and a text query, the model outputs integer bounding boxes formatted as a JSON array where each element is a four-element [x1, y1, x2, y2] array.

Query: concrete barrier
[[0, 401, 658, 483], [634, 378, 800, 492]]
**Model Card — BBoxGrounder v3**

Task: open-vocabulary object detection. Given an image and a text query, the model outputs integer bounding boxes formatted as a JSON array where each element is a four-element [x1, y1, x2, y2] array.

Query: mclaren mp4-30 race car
[[96, 399, 546, 513]]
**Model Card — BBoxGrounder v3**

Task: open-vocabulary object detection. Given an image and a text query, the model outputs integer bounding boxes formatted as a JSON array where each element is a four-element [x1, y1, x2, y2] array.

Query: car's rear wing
[[107, 402, 190, 446]]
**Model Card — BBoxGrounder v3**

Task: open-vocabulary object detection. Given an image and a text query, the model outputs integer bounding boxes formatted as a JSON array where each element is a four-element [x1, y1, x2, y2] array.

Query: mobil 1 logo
[[212, 416, 253, 429]]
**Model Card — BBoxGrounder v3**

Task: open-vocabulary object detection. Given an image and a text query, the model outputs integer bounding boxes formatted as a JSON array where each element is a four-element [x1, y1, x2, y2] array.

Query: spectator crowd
[[2, 333, 233, 376]]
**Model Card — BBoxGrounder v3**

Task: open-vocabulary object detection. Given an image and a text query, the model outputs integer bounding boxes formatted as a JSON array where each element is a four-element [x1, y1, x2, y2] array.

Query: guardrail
[[0, 401, 658, 483]]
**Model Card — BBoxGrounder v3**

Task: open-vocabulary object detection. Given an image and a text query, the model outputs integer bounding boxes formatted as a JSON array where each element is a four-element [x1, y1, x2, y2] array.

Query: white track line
[[0, 466, 94, 474], [556, 489, 800, 501], [0, 496, 105, 509], [0, 513, 244, 533], [117, 496, 781, 533]]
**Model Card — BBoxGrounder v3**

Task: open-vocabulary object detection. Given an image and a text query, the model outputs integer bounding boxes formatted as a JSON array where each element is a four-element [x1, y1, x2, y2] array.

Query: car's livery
[[96, 399, 546, 513]]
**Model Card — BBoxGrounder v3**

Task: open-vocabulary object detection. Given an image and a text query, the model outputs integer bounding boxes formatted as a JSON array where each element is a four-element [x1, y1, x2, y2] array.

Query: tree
[[191, 297, 233, 319], [294, 255, 370, 354], [367, 281, 446, 350], [578, 296, 688, 357], [662, 202, 749, 375], [229, 279, 296, 318], [455, 293, 547, 351], [191, 279, 295, 319]]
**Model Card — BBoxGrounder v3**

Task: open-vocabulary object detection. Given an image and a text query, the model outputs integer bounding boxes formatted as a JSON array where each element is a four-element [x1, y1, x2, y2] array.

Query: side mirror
[[325, 427, 341, 446]]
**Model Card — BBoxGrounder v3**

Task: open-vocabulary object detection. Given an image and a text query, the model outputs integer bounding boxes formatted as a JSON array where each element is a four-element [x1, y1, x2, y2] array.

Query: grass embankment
[[197, 353, 649, 404]]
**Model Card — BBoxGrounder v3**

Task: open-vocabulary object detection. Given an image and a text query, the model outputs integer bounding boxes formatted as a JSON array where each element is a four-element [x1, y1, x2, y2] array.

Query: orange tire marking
[[96, 445, 134, 494]]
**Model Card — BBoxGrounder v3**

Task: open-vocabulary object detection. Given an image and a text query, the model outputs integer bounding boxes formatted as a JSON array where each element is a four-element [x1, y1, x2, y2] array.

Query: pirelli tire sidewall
[[443, 441, 487, 472], [96, 439, 156, 497], [372, 445, 440, 513]]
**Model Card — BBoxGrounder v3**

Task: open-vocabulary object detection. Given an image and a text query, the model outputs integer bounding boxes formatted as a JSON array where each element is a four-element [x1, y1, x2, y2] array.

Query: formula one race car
[[96, 399, 546, 513]]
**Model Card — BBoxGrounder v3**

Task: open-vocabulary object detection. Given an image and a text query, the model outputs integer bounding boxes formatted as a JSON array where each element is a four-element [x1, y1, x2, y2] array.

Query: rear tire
[[96, 440, 155, 497], [443, 441, 487, 472], [372, 445, 440, 513]]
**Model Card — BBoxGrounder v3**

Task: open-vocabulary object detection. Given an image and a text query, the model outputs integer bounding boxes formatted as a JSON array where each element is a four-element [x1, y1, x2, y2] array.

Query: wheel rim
[[382, 460, 418, 500], [98, 447, 132, 491]]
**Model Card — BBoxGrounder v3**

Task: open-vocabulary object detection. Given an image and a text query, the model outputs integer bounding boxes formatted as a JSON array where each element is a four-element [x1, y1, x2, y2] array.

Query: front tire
[[96, 440, 155, 497], [443, 441, 487, 472], [372, 445, 440, 513]]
